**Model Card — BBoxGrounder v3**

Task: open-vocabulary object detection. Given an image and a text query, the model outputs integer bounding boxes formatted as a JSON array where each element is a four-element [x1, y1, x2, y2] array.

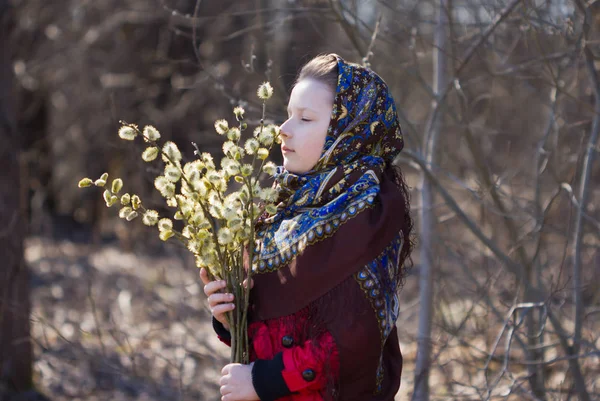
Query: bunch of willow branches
[[79, 82, 280, 363]]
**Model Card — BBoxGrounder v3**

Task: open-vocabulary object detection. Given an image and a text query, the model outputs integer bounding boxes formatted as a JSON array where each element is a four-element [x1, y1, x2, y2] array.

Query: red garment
[[216, 307, 340, 401]]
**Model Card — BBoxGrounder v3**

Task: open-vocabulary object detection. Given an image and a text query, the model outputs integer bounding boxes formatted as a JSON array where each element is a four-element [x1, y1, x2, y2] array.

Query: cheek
[[309, 121, 329, 154], [306, 135, 326, 158], [284, 121, 330, 173], [296, 122, 328, 169]]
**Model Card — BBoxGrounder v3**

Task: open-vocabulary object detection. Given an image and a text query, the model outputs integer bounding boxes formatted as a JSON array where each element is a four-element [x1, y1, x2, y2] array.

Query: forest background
[[1, 0, 599, 400]]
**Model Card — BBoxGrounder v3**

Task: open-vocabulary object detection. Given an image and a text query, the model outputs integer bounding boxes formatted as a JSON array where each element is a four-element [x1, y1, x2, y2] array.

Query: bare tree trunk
[[573, 0, 600, 357], [412, 1, 449, 400], [0, 1, 33, 396]]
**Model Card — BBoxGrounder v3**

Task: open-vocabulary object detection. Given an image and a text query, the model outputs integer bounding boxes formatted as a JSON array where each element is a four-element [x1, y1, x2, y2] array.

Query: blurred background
[[1, 0, 599, 400]]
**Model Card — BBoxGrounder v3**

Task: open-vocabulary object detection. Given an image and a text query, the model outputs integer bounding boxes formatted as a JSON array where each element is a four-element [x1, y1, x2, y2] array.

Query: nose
[[279, 119, 292, 139]]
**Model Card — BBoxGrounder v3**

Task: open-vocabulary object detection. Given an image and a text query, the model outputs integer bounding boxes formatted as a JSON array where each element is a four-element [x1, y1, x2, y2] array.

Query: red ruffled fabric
[[216, 306, 340, 401]]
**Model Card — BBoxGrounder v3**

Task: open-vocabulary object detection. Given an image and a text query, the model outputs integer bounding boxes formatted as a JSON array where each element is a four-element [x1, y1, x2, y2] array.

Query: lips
[[282, 145, 294, 153]]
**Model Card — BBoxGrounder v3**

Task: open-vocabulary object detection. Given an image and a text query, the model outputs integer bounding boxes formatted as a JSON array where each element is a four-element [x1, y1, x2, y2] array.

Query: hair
[[295, 53, 339, 92]]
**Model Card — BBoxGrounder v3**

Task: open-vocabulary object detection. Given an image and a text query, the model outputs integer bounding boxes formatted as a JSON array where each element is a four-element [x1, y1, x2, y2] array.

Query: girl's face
[[279, 78, 334, 174]]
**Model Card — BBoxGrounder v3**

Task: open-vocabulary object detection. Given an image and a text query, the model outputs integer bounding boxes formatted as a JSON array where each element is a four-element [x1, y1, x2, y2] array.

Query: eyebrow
[[286, 106, 316, 115]]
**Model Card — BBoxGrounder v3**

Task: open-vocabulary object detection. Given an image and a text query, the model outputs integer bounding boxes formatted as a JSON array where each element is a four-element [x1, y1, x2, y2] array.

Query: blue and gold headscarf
[[254, 55, 405, 274]]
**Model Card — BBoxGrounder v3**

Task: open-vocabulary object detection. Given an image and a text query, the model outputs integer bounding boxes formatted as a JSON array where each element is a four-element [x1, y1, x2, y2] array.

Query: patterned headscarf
[[249, 56, 411, 398], [254, 55, 405, 274]]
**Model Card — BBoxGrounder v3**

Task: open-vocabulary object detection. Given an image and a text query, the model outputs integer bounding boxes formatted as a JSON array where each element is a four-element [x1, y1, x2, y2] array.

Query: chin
[[283, 161, 302, 174], [282, 159, 294, 172]]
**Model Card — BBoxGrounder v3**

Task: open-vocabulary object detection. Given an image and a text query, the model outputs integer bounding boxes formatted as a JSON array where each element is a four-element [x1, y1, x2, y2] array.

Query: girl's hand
[[199, 268, 254, 330], [200, 268, 235, 330], [220, 363, 259, 401]]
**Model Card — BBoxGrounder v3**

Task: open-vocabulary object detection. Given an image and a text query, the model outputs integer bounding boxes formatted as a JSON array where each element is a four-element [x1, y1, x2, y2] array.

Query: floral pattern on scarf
[[354, 232, 405, 391]]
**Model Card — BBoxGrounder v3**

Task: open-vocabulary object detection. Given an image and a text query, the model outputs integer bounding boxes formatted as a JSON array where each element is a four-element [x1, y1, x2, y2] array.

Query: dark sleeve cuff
[[212, 317, 231, 341], [251, 352, 293, 401]]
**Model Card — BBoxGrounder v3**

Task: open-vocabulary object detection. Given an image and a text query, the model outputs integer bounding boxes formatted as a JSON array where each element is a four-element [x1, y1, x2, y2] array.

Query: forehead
[[288, 79, 335, 110]]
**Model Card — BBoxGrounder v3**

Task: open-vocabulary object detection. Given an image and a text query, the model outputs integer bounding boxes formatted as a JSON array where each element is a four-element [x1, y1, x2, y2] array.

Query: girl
[[200, 53, 413, 401]]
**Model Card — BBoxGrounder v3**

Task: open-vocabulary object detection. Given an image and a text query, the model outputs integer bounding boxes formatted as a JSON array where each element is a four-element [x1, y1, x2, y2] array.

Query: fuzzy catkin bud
[[232, 146, 244, 161], [126, 211, 138, 221], [118, 126, 137, 140], [158, 218, 173, 232], [222, 158, 240, 176], [241, 164, 253, 177], [259, 187, 277, 202], [111, 178, 123, 194], [233, 106, 245, 120], [142, 210, 159, 226], [262, 161, 277, 176], [209, 205, 223, 219], [187, 239, 202, 254], [257, 148, 269, 160], [268, 124, 280, 137], [119, 207, 133, 219], [95, 172, 109, 187], [244, 138, 259, 155], [164, 164, 182, 182], [259, 129, 275, 147], [142, 147, 159, 162], [155, 176, 175, 198], [227, 218, 243, 230], [103, 190, 112, 205], [177, 195, 193, 217], [78, 178, 93, 188], [181, 226, 193, 238], [207, 171, 221, 186], [214, 119, 229, 135], [159, 230, 174, 241], [131, 195, 141, 209], [121, 193, 131, 205], [201, 153, 216, 170], [143, 125, 161, 142], [227, 127, 241, 142], [162, 141, 182, 163], [223, 141, 236, 157], [217, 227, 233, 245], [257, 82, 273, 100], [196, 229, 210, 241]]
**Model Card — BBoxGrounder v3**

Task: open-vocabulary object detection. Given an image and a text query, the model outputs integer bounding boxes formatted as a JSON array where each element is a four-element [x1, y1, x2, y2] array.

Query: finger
[[208, 293, 235, 308], [210, 304, 235, 323], [199, 268, 210, 285], [221, 364, 231, 375], [220, 385, 231, 396], [242, 278, 254, 289], [203, 280, 227, 297]]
